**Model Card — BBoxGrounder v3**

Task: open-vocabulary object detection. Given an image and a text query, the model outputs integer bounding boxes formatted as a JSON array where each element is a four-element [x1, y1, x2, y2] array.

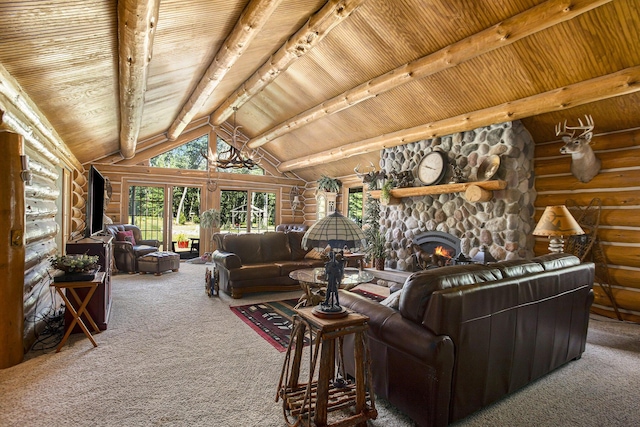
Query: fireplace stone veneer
[[378, 120, 536, 271]]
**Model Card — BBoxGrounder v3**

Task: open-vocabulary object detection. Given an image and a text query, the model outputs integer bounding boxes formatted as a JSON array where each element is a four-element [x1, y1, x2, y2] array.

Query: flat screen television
[[85, 165, 106, 238]]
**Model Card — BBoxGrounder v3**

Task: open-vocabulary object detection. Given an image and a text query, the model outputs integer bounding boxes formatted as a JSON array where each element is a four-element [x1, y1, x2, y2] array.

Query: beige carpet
[[1, 262, 639, 426]]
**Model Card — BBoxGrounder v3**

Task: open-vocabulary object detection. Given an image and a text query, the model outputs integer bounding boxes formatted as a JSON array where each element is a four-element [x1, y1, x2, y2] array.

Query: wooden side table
[[277, 306, 377, 426], [51, 272, 104, 352]]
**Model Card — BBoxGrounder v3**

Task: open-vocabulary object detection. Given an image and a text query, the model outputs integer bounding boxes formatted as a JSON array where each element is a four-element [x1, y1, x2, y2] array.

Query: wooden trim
[[117, 0, 160, 159], [212, 0, 365, 125], [248, 0, 612, 149], [167, 0, 283, 141], [279, 65, 640, 171]]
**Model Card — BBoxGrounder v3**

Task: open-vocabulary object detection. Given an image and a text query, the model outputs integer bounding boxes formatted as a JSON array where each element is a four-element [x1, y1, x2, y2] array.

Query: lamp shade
[[302, 211, 366, 251], [533, 205, 585, 237]]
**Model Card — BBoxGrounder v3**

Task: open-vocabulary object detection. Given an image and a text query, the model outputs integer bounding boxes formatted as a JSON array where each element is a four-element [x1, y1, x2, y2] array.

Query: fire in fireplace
[[409, 231, 461, 270]]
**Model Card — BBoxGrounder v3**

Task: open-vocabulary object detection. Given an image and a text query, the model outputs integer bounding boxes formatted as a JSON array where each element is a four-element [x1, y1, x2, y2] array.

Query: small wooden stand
[[277, 307, 377, 427], [51, 272, 104, 352]]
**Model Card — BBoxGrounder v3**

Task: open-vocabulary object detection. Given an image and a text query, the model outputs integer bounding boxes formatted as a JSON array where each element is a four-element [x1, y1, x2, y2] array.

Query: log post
[[464, 185, 493, 202], [0, 131, 25, 368]]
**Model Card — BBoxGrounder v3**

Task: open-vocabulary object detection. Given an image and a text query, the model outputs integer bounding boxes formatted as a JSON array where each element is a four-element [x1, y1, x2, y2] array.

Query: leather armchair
[[105, 224, 161, 273]]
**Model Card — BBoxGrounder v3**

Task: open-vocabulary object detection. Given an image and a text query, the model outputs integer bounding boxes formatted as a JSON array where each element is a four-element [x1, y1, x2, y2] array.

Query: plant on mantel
[[316, 175, 341, 193]]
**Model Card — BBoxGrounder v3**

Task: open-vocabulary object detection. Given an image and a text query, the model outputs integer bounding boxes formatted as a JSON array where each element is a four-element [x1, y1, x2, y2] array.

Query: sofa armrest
[[340, 290, 452, 363], [138, 239, 160, 247], [212, 250, 242, 269], [112, 240, 135, 254]]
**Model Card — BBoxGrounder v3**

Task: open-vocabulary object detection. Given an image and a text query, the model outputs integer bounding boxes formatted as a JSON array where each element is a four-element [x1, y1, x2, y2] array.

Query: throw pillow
[[380, 289, 402, 310], [305, 249, 327, 260], [116, 230, 136, 245]]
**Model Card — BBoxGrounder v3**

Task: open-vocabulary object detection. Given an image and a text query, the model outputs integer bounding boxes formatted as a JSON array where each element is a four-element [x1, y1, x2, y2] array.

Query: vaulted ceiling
[[1, 0, 639, 182]]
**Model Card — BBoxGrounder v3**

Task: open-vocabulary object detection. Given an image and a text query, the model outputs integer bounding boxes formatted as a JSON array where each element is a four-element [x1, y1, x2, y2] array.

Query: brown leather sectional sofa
[[340, 253, 594, 427], [212, 231, 326, 298]]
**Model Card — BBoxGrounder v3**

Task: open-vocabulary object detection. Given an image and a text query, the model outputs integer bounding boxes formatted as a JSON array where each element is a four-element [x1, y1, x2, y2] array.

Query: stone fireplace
[[379, 120, 536, 271]]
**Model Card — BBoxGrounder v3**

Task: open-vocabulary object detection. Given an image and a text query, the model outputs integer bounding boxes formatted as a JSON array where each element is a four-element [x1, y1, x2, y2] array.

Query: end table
[[51, 272, 104, 352], [276, 306, 377, 426]]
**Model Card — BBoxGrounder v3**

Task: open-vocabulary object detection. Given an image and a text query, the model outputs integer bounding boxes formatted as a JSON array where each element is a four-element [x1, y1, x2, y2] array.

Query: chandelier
[[204, 108, 262, 170]]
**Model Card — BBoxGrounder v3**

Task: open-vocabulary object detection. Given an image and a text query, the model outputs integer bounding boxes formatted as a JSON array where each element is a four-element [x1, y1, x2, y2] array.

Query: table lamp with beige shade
[[533, 205, 585, 253]]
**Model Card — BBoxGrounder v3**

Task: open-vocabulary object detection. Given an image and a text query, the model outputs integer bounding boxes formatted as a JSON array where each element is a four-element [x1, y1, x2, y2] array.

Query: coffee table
[[289, 267, 374, 309]]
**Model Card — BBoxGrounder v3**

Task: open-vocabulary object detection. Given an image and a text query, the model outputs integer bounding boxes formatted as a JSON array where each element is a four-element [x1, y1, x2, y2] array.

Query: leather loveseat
[[105, 224, 161, 273], [212, 231, 326, 298], [340, 253, 594, 427]]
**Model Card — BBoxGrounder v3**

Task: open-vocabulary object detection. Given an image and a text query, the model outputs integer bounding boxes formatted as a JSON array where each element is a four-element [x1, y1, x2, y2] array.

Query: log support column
[[0, 131, 26, 368]]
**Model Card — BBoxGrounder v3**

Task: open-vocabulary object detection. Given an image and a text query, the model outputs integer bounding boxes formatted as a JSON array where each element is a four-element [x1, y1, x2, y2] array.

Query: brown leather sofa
[[340, 253, 594, 427], [105, 224, 161, 273], [275, 223, 309, 232], [212, 231, 325, 298]]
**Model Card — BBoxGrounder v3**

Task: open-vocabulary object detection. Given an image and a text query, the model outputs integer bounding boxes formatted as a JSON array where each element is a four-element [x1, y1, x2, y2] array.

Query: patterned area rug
[[230, 289, 385, 352]]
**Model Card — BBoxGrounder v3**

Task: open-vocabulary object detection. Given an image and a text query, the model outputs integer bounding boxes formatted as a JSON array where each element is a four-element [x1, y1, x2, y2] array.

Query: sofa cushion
[[261, 232, 292, 262], [532, 253, 580, 270], [287, 231, 311, 260], [116, 230, 136, 245], [223, 233, 263, 264], [494, 259, 544, 277], [399, 264, 503, 324], [228, 263, 281, 281]]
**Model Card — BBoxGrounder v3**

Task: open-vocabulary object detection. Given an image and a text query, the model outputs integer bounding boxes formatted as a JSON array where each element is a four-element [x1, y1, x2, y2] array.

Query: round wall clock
[[416, 151, 447, 186]]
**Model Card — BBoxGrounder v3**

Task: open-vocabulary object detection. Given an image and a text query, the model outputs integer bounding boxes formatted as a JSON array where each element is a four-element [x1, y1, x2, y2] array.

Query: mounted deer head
[[354, 162, 386, 190], [556, 115, 601, 183]]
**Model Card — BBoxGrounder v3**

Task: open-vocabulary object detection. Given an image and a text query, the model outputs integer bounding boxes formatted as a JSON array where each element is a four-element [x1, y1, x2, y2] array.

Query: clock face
[[417, 151, 447, 186]]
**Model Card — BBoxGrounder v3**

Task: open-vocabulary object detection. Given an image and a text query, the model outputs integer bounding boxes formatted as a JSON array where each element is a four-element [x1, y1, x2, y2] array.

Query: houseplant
[[176, 232, 188, 249], [380, 179, 394, 205], [365, 229, 388, 270], [200, 208, 221, 229], [317, 175, 342, 193]]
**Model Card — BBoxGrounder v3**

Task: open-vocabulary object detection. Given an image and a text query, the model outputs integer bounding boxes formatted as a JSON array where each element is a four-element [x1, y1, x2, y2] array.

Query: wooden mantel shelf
[[369, 180, 507, 204]]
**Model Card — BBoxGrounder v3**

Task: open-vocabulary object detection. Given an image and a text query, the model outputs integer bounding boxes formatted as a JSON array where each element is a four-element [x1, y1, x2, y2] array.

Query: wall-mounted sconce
[[290, 186, 301, 218], [20, 155, 32, 186]]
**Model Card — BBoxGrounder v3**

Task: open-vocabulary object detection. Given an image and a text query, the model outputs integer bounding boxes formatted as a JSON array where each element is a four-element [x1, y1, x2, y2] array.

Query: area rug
[[230, 298, 303, 352], [230, 289, 385, 352]]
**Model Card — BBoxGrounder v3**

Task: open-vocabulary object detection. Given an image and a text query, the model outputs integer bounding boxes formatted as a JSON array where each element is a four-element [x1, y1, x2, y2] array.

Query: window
[[150, 134, 208, 170], [129, 185, 164, 246], [219, 190, 276, 233], [348, 187, 363, 226]]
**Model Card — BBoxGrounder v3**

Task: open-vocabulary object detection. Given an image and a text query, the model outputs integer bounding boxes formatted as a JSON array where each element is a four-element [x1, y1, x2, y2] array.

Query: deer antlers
[[555, 115, 594, 144]]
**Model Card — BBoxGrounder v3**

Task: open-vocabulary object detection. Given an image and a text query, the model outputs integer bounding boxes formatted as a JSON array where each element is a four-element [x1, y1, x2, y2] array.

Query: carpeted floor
[[1, 262, 639, 427]]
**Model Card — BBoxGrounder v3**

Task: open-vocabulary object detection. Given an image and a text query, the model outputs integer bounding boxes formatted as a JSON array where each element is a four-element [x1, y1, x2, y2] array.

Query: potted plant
[[365, 230, 388, 271], [176, 232, 188, 249], [380, 179, 394, 205], [200, 208, 221, 229], [317, 175, 342, 193]]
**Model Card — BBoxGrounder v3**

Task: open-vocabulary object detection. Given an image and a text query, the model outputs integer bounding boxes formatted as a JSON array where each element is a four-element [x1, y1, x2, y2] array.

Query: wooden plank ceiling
[[1, 0, 639, 182]]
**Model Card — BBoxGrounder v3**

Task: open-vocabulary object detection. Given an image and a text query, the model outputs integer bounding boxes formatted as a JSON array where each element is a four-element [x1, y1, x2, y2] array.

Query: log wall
[[534, 127, 640, 323]]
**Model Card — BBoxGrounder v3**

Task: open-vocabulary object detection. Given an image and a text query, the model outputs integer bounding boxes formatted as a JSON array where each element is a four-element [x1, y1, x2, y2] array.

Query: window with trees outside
[[348, 187, 363, 227], [220, 190, 276, 233]]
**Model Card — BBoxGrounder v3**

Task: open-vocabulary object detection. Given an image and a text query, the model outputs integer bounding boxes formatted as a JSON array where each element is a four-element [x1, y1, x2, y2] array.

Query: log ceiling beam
[[0, 64, 82, 171], [278, 65, 640, 171], [248, 0, 612, 149], [211, 0, 365, 126], [167, 0, 283, 141], [117, 0, 160, 160]]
